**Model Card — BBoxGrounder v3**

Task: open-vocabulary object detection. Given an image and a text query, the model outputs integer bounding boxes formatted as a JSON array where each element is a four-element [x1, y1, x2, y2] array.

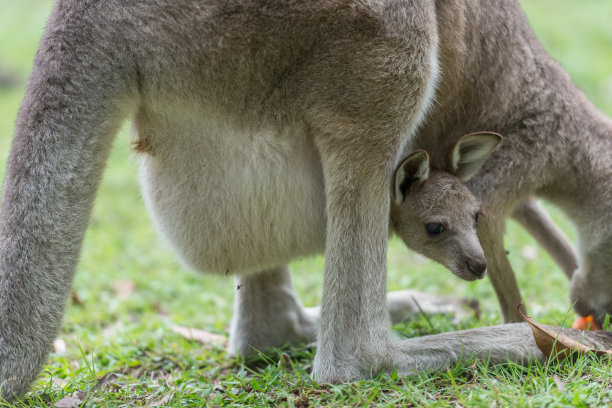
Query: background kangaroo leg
[[478, 218, 525, 322], [302, 289, 479, 339], [387, 290, 480, 324], [0, 37, 135, 401], [512, 198, 578, 279], [228, 266, 318, 357]]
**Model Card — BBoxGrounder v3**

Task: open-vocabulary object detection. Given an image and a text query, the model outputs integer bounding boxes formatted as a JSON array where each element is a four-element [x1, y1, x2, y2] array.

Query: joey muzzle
[[466, 258, 487, 279]]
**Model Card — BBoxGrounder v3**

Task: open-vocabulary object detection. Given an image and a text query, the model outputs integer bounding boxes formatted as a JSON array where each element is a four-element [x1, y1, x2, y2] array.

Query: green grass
[[0, 0, 611, 406]]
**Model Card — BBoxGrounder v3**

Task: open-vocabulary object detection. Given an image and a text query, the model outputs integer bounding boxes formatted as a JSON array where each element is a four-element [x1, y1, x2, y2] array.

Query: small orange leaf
[[571, 315, 602, 331], [518, 301, 612, 359]]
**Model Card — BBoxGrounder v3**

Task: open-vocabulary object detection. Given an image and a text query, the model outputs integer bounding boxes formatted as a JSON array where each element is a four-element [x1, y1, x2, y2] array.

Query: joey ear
[[393, 150, 430, 205], [449, 132, 502, 181]]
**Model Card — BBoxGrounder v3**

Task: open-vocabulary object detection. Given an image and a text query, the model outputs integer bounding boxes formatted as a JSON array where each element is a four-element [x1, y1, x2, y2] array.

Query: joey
[[391, 133, 502, 281]]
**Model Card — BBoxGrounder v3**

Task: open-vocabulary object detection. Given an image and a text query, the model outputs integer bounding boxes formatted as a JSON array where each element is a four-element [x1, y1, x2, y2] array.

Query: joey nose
[[466, 258, 487, 278]]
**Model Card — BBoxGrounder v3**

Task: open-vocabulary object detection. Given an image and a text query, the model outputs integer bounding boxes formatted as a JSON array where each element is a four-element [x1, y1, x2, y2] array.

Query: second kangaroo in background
[[396, 132, 583, 322], [394, 132, 581, 323], [408, 4, 612, 322]]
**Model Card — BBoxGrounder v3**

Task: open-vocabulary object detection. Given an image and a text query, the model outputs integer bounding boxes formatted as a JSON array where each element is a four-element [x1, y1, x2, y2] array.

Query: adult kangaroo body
[[4, 0, 602, 399]]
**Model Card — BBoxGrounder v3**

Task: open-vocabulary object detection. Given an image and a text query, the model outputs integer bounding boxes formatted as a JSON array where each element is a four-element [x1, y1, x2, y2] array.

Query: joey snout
[[466, 257, 487, 279], [447, 235, 488, 281], [453, 255, 487, 281]]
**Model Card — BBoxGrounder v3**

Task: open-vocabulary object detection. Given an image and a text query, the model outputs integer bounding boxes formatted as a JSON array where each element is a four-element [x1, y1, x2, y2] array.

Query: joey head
[[391, 132, 502, 281]]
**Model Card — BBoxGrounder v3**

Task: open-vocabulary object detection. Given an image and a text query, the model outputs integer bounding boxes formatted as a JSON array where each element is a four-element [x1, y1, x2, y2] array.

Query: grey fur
[[405, 0, 611, 323], [0, 0, 604, 399]]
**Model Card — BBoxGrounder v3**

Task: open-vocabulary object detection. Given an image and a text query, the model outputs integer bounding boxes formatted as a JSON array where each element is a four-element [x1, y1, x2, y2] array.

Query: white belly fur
[[137, 110, 327, 275]]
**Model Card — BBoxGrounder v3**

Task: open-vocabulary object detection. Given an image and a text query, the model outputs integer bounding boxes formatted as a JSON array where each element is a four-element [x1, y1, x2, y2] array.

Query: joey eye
[[475, 212, 484, 226], [425, 223, 444, 236]]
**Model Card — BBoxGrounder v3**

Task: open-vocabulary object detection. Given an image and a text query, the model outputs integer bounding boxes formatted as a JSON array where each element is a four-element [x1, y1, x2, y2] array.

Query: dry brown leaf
[[150, 393, 174, 407], [154, 302, 169, 317], [518, 301, 612, 359], [52, 377, 69, 389], [552, 375, 565, 392], [54, 396, 83, 408], [53, 338, 67, 354], [521, 245, 539, 260], [91, 372, 118, 392], [70, 291, 83, 306], [55, 373, 118, 407], [111, 280, 136, 300], [171, 325, 225, 345], [463, 298, 482, 320]]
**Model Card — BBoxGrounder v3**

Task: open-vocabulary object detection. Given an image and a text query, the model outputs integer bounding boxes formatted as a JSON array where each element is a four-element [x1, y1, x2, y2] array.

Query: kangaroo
[[392, 141, 580, 321], [404, 7, 612, 324], [1, 0, 602, 399], [394, 140, 580, 318]]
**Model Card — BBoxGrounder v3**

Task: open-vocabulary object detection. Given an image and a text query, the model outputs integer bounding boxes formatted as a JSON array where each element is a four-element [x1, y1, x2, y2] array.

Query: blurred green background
[[0, 0, 610, 348]]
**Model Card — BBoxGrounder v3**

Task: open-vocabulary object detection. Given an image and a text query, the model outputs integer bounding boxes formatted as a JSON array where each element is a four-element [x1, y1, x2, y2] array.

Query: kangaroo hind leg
[[228, 267, 318, 357], [0, 4, 138, 399]]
